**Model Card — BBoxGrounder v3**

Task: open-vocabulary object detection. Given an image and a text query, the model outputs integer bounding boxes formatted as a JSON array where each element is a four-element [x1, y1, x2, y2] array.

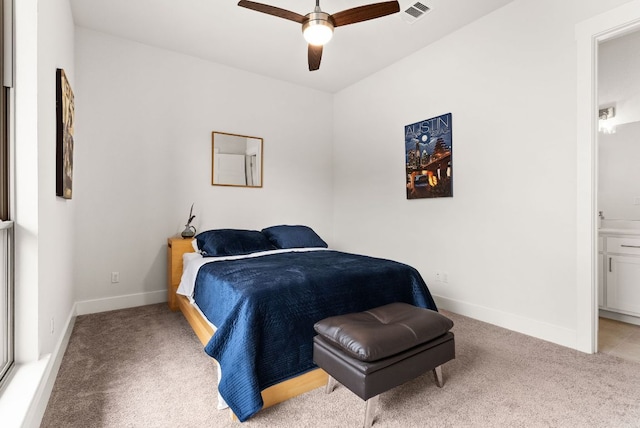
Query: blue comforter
[[193, 249, 436, 421]]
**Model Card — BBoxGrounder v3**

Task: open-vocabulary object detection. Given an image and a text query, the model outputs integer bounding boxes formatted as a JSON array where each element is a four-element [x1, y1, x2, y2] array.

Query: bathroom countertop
[[599, 228, 640, 236]]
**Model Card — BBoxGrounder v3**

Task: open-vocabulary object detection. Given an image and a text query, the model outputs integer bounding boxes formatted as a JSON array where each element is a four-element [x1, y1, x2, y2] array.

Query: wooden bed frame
[[166, 236, 328, 417]]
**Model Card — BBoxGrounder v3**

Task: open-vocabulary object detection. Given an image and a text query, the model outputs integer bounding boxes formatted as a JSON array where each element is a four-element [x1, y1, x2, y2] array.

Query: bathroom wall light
[[599, 107, 616, 134]]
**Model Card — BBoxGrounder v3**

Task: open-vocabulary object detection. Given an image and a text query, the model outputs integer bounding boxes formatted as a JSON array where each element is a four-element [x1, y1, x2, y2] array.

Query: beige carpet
[[41, 304, 640, 427]]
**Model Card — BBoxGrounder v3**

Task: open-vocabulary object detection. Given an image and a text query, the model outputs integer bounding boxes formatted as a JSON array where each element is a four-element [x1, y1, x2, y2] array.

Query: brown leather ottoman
[[313, 302, 455, 427]]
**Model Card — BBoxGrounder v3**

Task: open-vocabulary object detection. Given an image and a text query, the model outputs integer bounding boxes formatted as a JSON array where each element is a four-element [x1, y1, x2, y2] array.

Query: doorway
[[596, 28, 640, 362], [576, 1, 640, 354]]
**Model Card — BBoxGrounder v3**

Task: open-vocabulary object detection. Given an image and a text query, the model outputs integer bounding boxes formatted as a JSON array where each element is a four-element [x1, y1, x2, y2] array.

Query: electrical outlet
[[111, 271, 120, 283], [634, 197, 640, 206], [50, 317, 55, 335], [435, 272, 441, 282], [443, 272, 449, 283]]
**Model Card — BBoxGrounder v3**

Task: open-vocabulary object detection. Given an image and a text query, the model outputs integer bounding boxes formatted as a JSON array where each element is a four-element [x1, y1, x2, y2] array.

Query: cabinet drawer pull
[[609, 257, 612, 273], [621, 244, 640, 249]]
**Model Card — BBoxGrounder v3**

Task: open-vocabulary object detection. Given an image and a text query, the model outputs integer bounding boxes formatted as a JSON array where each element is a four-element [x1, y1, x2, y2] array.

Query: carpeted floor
[[41, 304, 640, 427]]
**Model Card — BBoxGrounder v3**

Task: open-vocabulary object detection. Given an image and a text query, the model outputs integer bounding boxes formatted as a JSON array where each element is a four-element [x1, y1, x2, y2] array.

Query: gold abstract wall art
[[56, 68, 74, 199]]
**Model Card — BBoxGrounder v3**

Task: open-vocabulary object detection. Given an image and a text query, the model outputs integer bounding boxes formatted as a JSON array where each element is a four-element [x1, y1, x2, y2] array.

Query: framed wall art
[[405, 113, 452, 200], [56, 68, 75, 199]]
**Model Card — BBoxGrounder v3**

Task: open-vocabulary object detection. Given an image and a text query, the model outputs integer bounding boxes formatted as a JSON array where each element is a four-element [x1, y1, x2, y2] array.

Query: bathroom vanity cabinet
[[599, 233, 640, 324]]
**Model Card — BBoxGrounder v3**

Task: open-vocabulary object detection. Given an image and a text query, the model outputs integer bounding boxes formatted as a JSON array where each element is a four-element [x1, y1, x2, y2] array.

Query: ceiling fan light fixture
[[238, 0, 401, 70], [302, 12, 334, 46]]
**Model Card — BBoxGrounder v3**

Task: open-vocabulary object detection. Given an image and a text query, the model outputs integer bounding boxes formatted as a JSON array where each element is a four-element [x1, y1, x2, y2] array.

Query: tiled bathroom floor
[[599, 317, 640, 363]]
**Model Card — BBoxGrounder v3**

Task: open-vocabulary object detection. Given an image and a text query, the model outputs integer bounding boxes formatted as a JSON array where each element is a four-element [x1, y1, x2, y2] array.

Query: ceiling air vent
[[401, 2, 431, 24]]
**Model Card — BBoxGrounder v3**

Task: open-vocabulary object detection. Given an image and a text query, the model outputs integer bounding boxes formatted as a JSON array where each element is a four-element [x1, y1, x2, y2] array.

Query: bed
[[167, 226, 437, 422]]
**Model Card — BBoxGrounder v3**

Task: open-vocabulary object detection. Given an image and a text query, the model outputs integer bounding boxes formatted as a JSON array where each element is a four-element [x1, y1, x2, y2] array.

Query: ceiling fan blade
[[331, 1, 400, 27], [308, 45, 323, 71], [238, 0, 306, 24]]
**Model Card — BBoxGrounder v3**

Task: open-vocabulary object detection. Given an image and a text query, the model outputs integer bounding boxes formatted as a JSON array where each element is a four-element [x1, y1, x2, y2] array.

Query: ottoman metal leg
[[363, 394, 379, 428], [326, 375, 338, 394], [433, 365, 444, 387]]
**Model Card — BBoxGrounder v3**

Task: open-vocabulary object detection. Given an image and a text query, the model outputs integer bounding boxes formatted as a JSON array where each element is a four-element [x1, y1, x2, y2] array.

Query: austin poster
[[405, 113, 452, 200]]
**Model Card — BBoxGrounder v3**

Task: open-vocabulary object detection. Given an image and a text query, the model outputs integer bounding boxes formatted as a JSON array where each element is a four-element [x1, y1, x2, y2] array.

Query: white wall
[[599, 121, 640, 220], [37, 0, 76, 356], [599, 29, 640, 126], [73, 28, 334, 304], [13, 0, 75, 362], [333, 0, 631, 349], [598, 29, 640, 221]]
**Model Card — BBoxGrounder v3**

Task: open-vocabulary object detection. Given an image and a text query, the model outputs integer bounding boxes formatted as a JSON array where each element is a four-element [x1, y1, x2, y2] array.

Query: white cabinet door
[[607, 255, 640, 316], [598, 252, 605, 308]]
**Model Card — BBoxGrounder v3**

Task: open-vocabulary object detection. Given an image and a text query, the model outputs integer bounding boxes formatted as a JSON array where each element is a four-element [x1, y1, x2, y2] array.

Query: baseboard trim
[[434, 295, 578, 351], [21, 303, 77, 428], [75, 290, 167, 316], [600, 309, 640, 326]]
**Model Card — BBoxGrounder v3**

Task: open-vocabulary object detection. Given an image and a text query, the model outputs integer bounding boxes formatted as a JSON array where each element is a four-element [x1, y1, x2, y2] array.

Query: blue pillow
[[261, 225, 328, 249], [195, 229, 276, 257]]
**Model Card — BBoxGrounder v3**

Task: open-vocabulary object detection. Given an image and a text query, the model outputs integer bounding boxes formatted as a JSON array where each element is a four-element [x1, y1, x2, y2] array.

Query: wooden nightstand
[[167, 236, 195, 311]]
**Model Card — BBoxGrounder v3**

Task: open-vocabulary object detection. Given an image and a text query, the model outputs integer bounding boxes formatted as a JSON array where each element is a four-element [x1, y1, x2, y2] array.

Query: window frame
[[0, 0, 14, 388]]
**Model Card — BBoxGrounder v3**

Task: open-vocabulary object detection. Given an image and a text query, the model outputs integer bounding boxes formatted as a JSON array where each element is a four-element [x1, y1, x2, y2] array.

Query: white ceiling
[[70, 0, 514, 93]]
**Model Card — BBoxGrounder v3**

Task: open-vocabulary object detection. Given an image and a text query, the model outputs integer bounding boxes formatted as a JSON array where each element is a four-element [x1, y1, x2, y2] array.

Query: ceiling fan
[[237, 0, 401, 71]]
